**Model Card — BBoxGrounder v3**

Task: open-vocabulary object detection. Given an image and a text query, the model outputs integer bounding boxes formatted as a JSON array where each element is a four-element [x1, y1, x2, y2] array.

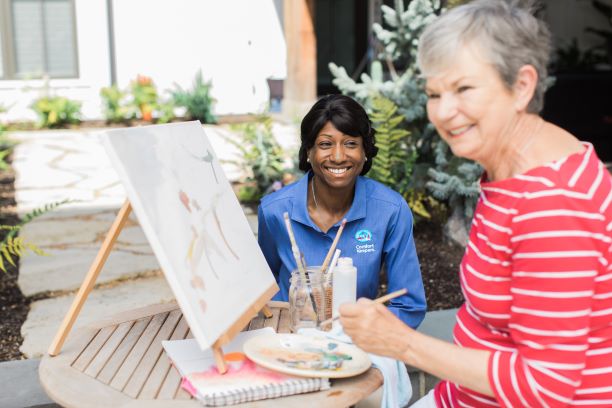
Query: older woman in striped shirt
[[339, 1, 612, 407]]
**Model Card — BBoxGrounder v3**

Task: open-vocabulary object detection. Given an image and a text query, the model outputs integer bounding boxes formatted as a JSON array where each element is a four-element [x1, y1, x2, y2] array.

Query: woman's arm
[[382, 200, 427, 328], [257, 205, 281, 280], [339, 299, 494, 396]]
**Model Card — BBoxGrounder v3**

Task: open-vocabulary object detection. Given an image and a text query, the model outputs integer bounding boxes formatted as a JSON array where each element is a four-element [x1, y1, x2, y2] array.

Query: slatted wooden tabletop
[[40, 301, 383, 407]]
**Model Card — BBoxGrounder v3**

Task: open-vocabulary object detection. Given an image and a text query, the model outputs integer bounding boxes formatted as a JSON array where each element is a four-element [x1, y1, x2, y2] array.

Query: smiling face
[[308, 121, 366, 190], [425, 45, 521, 167]]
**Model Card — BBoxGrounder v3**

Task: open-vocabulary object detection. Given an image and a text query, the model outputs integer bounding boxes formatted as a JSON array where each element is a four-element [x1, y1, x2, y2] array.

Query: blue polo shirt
[[257, 172, 426, 328]]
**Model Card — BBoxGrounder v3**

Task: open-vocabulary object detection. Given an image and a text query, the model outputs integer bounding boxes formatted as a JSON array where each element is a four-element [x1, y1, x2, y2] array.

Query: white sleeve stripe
[[508, 323, 589, 337], [586, 347, 612, 356], [595, 272, 612, 282], [524, 357, 586, 370], [468, 241, 511, 266], [582, 366, 612, 375], [475, 213, 513, 234], [518, 339, 588, 352], [456, 316, 516, 352], [476, 233, 512, 253], [591, 307, 612, 317], [524, 364, 550, 408], [536, 383, 575, 404], [513, 209, 604, 222], [462, 273, 513, 301], [576, 386, 612, 395], [466, 263, 511, 282], [511, 306, 591, 318], [511, 287, 594, 298], [510, 352, 530, 407], [511, 231, 611, 243], [491, 352, 513, 408], [529, 363, 582, 386], [481, 192, 518, 214], [515, 174, 555, 187], [568, 144, 592, 187], [513, 250, 602, 259], [600, 189, 612, 213], [467, 302, 511, 320], [513, 270, 597, 278]]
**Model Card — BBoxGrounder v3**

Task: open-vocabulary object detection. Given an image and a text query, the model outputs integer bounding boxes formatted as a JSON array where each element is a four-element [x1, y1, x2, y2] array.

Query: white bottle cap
[[337, 257, 353, 267]]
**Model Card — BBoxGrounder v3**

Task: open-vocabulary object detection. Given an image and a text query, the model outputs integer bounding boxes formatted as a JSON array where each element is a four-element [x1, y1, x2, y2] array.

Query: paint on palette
[[260, 341, 352, 371]]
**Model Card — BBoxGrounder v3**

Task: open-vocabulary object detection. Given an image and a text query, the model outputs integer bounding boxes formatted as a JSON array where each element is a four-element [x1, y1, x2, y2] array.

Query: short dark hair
[[298, 94, 378, 175]]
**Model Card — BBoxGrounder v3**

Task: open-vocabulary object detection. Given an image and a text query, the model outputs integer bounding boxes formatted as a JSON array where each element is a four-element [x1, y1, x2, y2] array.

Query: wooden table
[[40, 301, 383, 407]]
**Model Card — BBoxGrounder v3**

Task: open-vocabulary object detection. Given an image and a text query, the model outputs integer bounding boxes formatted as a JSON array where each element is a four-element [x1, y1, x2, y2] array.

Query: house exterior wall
[[0, 0, 286, 122], [0, 0, 111, 121]]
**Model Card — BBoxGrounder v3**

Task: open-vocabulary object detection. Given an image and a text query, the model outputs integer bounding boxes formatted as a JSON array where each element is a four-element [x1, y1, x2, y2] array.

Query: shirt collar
[[290, 171, 367, 229]]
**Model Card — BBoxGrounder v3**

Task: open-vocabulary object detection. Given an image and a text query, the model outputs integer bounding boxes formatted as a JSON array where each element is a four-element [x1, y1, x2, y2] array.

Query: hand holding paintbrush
[[318, 288, 408, 328]]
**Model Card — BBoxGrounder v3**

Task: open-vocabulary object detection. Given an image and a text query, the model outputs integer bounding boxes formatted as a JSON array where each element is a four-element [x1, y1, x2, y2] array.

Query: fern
[[369, 96, 411, 187], [0, 199, 70, 272]]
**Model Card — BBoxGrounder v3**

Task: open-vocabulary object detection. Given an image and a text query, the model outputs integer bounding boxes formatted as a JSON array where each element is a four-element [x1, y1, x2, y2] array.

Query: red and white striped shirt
[[435, 143, 612, 407]]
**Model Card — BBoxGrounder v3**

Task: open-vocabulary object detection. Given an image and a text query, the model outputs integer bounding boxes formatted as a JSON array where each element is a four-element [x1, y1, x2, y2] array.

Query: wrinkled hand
[[339, 298, 413, 360]]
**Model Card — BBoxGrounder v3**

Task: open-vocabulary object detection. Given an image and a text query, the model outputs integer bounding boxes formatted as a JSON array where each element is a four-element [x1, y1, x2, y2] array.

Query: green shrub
[[100, 85, 134, 123], [129, 75, 158, 122], [31, 96, 81, 128], [227, 115, 286, 202], [172, 71, 217, 124]]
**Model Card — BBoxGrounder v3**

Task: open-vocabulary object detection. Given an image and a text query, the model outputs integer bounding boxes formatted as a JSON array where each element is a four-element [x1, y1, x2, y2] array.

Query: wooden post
[[283, 0, 317, 118], [47, 200, 133, 356]]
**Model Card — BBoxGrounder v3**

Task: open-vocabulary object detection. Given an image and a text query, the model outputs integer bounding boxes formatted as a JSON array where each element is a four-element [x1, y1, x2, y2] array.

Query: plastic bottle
[[332, 257, 357, 329]]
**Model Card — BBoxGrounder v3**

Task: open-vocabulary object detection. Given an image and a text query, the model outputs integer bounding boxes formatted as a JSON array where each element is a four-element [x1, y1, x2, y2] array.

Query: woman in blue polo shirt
[[257, 94, 426, 328]]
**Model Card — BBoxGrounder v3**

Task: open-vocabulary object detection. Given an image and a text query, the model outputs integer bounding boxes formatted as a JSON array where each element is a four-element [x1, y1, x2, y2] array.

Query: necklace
[[519, 117, 544, 156], [311, 177, 319, 209]]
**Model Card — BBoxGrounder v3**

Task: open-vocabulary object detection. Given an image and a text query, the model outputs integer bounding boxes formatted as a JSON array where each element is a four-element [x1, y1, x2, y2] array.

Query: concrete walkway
[[12, 122, 299, 358]]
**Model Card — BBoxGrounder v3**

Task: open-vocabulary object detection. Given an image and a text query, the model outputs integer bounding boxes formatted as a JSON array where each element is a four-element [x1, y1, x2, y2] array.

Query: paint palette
[[243, 333, 371, 378]]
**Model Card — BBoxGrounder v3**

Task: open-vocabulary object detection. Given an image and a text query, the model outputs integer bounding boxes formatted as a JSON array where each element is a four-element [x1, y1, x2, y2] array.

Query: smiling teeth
[[450, 126, 471, 136], [328, 168, 347, 174]]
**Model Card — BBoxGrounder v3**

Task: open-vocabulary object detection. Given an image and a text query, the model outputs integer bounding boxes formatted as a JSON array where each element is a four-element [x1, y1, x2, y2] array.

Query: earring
[[306, 157, 310, 163], [365, 157, 368, 162]]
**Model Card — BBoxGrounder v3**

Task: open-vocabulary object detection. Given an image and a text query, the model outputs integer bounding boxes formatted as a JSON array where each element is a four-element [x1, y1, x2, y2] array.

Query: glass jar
[[288, 267, 332, 332]]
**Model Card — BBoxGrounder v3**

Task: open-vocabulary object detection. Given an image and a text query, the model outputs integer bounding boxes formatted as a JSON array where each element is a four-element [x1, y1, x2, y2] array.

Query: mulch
[[0, 161, 465, 362], [0, 165, 29, 361]]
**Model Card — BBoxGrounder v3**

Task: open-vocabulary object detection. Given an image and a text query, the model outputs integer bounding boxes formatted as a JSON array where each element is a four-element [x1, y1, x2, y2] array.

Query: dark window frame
[[0, 0, 79, 80]]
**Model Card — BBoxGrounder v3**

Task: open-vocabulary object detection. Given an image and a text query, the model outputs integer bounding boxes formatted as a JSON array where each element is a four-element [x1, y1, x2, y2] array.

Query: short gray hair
[[417, 0, 551, 113]]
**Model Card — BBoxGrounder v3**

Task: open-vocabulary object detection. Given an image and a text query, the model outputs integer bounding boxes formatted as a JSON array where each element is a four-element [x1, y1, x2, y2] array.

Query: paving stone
[[20, 276, 174, 358], [0, 359, 58, 408], [18, 247, 160, 297]]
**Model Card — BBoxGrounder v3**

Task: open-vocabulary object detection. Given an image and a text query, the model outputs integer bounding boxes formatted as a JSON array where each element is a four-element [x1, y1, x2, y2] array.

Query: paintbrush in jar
[[321, 218, 347, 273], [283, 212, 319, 319]]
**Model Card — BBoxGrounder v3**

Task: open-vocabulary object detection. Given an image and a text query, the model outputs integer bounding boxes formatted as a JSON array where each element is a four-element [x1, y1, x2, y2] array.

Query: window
[[0, 0, 78, 79]]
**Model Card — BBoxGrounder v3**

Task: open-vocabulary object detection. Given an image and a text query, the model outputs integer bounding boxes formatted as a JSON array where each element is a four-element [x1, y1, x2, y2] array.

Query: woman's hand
[[339, 297, 413, 361]]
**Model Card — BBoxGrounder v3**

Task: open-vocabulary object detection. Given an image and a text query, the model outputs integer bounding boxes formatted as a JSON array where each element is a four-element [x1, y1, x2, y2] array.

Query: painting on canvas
[[103, 121, 278, 350]]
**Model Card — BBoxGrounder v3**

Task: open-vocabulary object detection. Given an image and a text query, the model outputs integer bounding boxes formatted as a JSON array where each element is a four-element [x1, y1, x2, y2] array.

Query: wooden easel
[[47, 199, 274, 374]]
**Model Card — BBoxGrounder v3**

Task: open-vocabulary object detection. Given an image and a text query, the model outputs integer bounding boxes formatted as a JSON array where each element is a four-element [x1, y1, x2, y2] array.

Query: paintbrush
[[318, 288, 408, 328], [283, 212, 319, 320], [321, 218, 347, 273]]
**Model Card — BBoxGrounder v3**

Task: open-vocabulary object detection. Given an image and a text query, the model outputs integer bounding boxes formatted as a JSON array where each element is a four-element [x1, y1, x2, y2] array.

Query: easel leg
[[47, 200, 133, 356], [261, 305, 273, 319], [213, 346, 228, 374]]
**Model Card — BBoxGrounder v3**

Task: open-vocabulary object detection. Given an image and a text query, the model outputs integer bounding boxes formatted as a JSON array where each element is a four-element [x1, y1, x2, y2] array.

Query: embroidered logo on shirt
[[355, 229, 372, 242]]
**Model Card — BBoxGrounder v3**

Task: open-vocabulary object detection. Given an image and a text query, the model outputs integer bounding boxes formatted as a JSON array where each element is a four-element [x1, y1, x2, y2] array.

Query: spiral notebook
[[162, 328, 330, 406]]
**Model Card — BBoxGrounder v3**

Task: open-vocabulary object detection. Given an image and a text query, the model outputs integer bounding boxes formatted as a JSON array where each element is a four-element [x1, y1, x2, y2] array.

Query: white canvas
[[103, 121, 278, 350]]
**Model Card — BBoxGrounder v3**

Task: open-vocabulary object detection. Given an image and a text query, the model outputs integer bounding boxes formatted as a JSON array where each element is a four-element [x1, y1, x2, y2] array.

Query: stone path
[[13, 122, 299, 358]]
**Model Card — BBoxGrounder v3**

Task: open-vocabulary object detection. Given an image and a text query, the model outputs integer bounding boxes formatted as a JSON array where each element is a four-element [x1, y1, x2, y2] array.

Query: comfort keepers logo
[[355, 229, 372, 242], [355, 230, 375, 253]]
